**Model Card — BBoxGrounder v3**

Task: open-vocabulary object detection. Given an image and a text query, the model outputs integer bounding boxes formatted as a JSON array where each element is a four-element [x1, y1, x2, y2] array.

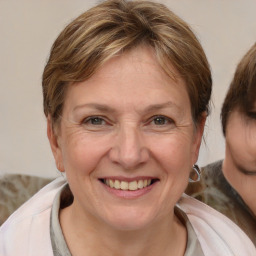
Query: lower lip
[[101, 182, 156, 199]]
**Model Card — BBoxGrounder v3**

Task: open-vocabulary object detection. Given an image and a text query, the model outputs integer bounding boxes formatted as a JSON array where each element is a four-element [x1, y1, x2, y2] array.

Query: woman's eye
[[151, 116, 173, 126], [83, 117, 106, 125]]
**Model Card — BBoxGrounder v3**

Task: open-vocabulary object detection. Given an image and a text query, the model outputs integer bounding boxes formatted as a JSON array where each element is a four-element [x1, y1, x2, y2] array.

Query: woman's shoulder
[[178, 194, 256, 256], [0, 177, 67, 256]]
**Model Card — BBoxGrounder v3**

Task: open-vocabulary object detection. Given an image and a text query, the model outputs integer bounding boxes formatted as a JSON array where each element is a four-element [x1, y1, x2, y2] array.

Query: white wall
[[1, 0, 256, 178]]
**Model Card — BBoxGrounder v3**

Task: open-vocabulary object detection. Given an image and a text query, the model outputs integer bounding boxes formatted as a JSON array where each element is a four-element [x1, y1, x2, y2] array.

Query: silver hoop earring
[[189, 164, 201, 182]]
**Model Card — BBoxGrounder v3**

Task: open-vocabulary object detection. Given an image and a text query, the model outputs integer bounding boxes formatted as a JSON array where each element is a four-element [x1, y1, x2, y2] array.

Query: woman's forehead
[[63, 47, 190, 117]]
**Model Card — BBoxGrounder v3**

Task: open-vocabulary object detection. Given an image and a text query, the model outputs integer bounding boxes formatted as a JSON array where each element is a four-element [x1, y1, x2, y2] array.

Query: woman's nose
[[109, 126, 150, 170]]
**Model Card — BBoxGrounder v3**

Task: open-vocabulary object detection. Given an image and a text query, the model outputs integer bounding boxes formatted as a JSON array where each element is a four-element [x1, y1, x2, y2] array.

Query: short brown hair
[[42, 0, 212, 127], [221, 43, 256, 135]]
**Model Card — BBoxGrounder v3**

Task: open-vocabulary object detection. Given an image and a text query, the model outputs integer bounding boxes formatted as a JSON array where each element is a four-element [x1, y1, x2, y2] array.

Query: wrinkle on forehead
[[88, 45, 180, 83], [72, 101, 185, 116]]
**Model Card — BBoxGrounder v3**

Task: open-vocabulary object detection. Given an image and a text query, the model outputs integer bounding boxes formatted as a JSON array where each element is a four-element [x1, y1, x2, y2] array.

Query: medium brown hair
[[42, 0, 212, 127], [221, 43, 256, 135]]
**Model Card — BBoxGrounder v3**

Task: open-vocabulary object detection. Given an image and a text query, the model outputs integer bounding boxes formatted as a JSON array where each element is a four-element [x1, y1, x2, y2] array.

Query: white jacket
[[0, 177, 255, 256]]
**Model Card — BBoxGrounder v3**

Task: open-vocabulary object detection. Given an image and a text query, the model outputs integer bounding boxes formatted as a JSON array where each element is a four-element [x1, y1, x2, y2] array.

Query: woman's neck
[[60, 204, 187, 256]]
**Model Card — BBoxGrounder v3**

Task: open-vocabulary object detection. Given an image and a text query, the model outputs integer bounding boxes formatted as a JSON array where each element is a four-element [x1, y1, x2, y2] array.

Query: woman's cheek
[[149, 133, 193, 162], [63, 133, 112, 173]]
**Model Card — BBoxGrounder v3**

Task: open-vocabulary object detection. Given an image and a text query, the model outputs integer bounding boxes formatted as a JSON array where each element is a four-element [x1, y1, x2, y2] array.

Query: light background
[[1, 0, 256, 178]]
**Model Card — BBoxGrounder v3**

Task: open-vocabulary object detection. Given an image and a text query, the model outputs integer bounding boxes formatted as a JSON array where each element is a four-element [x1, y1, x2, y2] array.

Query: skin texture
[[47, 46, 205, 256], [223, 109, 256, 215]]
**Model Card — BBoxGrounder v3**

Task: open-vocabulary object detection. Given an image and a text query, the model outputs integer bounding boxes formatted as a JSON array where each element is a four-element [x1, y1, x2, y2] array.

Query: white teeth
[[129, 181, 137, 191], [104, 179, 152, 191], [114, 180, 120, 189], [109, 179, 114, 188], [137, 180, 144, 189], [120, 181, 128, 190]]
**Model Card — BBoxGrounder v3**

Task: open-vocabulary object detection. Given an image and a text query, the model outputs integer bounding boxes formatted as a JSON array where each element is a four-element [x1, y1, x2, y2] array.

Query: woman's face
[[49, 46, 204, 230], [223, 108, 256, 211]]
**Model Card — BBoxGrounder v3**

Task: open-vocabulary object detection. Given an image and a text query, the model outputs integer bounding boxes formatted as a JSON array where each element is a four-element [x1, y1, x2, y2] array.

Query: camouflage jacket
[[186, 160, 256, 245]]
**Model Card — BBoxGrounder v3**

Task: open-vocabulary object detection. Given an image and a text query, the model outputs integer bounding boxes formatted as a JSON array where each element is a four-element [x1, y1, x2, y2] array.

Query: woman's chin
[[101, 208, 157, 231], [105, 218, 152, 231]]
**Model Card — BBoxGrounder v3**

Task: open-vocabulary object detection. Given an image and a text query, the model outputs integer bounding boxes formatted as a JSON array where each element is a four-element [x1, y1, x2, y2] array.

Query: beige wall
[[1, 0, 256, 178]]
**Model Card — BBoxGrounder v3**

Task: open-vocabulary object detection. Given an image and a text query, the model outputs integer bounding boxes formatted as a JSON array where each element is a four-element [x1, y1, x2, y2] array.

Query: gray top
[[50, 186, 71, 256], [50, 185, 204, 256]]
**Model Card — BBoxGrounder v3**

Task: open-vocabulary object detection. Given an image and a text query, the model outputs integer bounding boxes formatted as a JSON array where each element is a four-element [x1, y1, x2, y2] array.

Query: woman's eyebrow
[[72, 103, 116, 113], [72, 101, 183, 114], [142, 101, 183, 114]]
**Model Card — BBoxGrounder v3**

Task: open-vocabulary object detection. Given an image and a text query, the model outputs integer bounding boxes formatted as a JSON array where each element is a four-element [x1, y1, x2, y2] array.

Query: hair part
[[42, 0, 212, 128], [221, 43, 256, 135]]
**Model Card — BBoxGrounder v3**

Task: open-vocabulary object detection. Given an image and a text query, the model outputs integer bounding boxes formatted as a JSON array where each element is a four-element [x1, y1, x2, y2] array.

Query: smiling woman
[[53, 46, 196, 234], [0, 0, 255, 255]]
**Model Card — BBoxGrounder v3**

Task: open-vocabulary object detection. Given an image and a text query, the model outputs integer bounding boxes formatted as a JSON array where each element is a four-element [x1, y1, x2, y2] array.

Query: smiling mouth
[[100, 178, 158, 191]]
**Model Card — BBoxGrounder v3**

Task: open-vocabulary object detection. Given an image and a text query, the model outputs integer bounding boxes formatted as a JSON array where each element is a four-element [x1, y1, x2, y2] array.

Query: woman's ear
[[192, 112, 207, 164], [47, 116, 65, 172]]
